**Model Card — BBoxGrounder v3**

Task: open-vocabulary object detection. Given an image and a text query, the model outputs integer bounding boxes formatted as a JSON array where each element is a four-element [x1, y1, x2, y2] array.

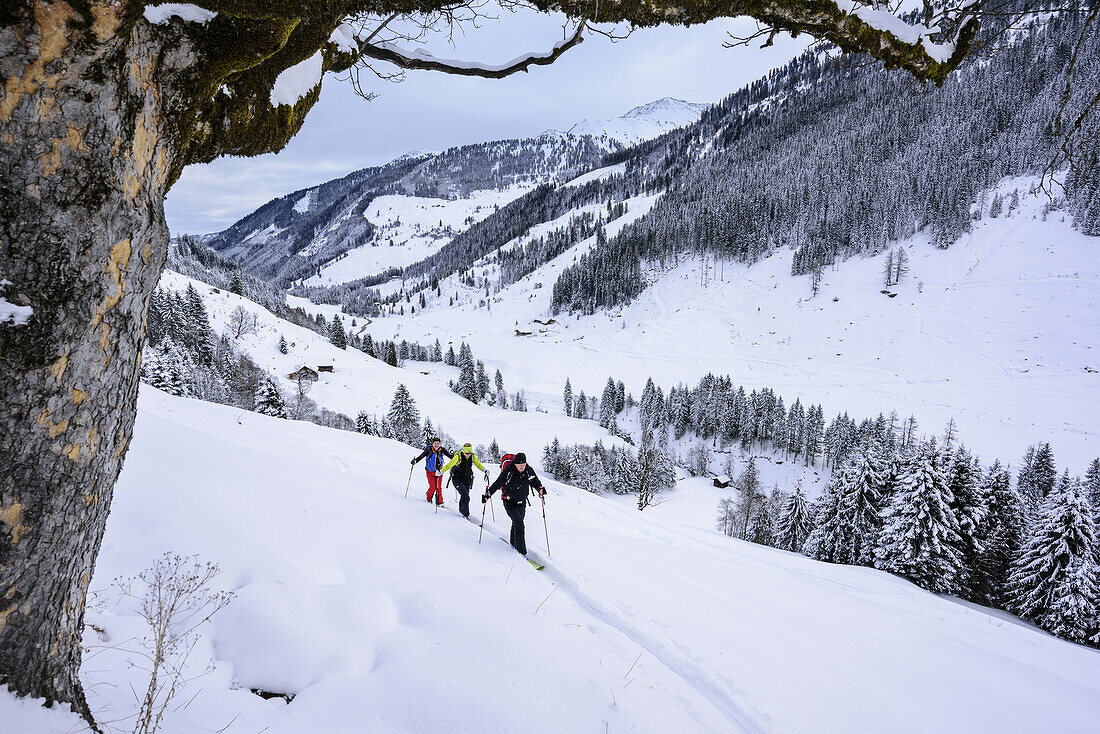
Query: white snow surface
[[303, 187, 531, 288], [143, 3, 217, 25], [328, 22, 359, 53], [292, 191, 312, 214], [366, 177, 1100, 470], [0, 296, 33, 326], [6, 386, 1098, 733], [270, 51, 324, 107], [563, 98, 709, 148]]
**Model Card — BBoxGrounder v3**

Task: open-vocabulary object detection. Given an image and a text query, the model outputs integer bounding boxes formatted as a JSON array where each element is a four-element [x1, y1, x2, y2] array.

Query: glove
[[537, 487, 546, 499], [410, 458, 416, 466], [435, 470, 442, 477], [482, 493, 489, 504]]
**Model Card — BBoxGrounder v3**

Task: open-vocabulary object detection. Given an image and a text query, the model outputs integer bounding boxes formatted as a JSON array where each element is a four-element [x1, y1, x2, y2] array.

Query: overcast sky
[[165, 11, 809, 235]]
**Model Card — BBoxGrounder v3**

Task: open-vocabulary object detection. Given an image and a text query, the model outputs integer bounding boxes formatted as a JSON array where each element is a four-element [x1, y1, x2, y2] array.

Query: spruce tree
[[422, 418, 435, 447], [1084, 458, 1100, 515], [575, 390, 588, 420], [454, 345, 479, 403], [563, 378, 573, 417], [875, 445, 965, 594], [1008, 473, 1099, 644], [599, 378, 618, 428], [945, 446, 987, 599], [328, 315, 348, 350], [228, 271, 244, 295], [975, 460, 1027, 605], [488, 438, 501, 463], [386, 384, 422, 446], [748, 504, 775, 546], [278, 334, 288, 355], [356, 411, 373, 435], [803, 472, 847, 562], [445, 345, 456, 366], [776, 483, 813, 552], [1032, 443, 1057, 499], [476, 361, 490, 401], [255, 379, 287, 419]]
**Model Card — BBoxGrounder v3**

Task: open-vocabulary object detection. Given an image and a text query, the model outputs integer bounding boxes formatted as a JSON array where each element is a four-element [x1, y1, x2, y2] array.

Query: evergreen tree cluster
[[750, 433, 1099, 648], [140, 285, 357, 432], [541, 438, 675, 504]]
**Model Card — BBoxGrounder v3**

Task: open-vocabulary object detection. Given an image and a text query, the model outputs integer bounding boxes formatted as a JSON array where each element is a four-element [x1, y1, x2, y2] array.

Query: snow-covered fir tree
[[1086, 459, 1100, 518], [386, 384, 421, 446], [254, 379, 287, 419], [945, 445, 988, 599], [1008, 473, 1099, 644], [328, 315, 347, 350], [875, 444, 965, 594], [278, 334, 288, 354], [599, 378, 618, 428], [776, 483, 813, 553], [748, 504, 775, 547], [975, 460, 1027, 605], [563, 378, 573, 417], [452, 342, 478, 403]]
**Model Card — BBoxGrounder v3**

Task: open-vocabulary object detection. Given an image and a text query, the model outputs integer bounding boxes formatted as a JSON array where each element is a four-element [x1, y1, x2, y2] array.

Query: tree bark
[[0, 4, 177, 722]]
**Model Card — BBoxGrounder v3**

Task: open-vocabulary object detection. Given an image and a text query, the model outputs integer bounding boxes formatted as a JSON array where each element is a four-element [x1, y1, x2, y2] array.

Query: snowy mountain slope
[[303, 186, 530, 287], [560, 97, 709, 149], [8, 387, 1100, 733], [157, 270, 614, 453], [363, 177, 1100, 471], [205, 96, 709, 290]]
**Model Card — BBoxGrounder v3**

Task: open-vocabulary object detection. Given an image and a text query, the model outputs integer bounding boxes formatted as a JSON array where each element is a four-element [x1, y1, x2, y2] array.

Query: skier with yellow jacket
[[440, 442, 489, 518]]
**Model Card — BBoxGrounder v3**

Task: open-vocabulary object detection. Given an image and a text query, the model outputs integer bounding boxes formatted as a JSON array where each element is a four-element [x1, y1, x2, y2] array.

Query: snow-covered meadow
[[5, 387, 1099, 733]]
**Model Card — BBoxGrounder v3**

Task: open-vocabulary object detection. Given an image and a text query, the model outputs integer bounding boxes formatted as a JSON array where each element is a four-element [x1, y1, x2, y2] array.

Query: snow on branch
[[353, 23, 585, 78], [143, 3, 218, 25], [270, 51, 324, 107], [833, 0, 984, 65]]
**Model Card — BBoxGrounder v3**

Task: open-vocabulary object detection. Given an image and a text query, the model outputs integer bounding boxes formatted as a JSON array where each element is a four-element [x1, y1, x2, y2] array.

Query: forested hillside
[[551, 10, 1099, 312]]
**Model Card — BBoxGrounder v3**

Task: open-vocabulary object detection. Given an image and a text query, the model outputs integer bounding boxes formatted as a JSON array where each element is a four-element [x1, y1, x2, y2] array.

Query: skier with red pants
[[484, 453, 545, 556], [411, 438, 452, 506]]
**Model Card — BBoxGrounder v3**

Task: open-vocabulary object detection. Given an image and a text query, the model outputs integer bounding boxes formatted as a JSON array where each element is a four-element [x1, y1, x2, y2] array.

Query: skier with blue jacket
[[411, 437, 452, 506]]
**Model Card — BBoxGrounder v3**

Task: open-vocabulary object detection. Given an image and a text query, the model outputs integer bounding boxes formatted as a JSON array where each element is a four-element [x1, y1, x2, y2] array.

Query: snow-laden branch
[[353, 22, 585, 78], [834, 0, 984, 64]]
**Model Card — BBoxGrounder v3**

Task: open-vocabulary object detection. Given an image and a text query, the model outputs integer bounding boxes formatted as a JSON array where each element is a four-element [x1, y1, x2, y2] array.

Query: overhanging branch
[[354, 22, 585, 77]]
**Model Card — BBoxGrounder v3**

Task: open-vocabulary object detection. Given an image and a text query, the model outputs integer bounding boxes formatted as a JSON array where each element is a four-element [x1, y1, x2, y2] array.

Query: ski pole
[[540, 490, 551, 559], [478, 496, 487, 544], [404, 464, 414, 499], [486, 480, 496, 522]]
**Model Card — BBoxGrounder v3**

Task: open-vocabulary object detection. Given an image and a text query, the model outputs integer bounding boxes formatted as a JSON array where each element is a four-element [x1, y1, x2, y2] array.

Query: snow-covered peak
[[562, 97, 709, 148], [621, 97, 710, 121]]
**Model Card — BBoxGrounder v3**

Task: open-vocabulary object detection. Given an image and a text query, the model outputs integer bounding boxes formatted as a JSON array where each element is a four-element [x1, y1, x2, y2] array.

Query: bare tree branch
[[353, 21, 585, 77]]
